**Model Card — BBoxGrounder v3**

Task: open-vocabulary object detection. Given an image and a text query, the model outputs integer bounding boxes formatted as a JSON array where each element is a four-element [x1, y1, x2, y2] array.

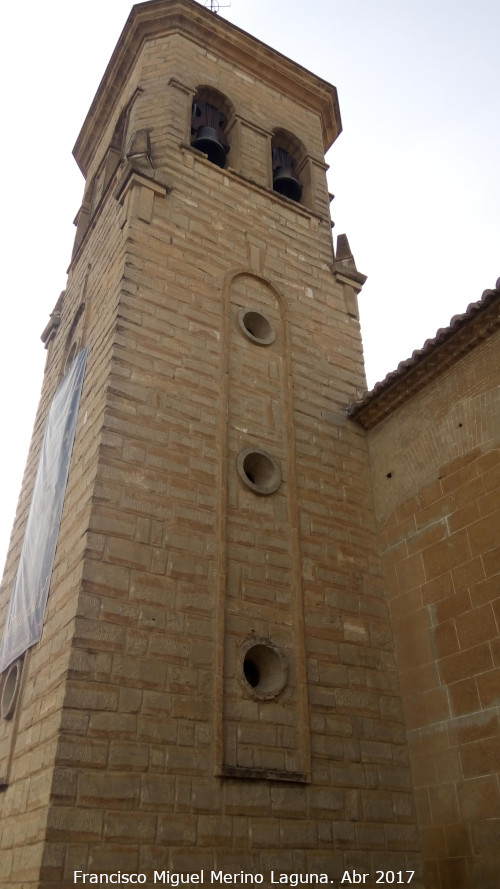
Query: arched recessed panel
[[219, 271, 308, 780]]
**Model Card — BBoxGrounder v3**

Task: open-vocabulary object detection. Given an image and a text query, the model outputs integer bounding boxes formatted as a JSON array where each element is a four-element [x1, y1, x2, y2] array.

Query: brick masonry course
[[366, 332, 500, 889], [8, 1, 500, 887]]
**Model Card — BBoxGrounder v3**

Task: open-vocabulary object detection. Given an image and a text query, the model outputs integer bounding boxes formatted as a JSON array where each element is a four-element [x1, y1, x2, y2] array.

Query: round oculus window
[[238, 308, 276, 346], [1, 659, 23, 720], [237, 448, 281, 495], [240, 639, 287, 700]]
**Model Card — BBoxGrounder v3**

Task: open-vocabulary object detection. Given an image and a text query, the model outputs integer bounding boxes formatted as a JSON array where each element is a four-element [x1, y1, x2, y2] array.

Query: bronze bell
[[273, 166, 302, 202], [191, 126, 227, 168]]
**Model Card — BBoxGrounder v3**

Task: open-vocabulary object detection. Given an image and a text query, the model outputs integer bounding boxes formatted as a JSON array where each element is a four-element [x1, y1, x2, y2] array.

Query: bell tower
[[0, 1, 423, 885]]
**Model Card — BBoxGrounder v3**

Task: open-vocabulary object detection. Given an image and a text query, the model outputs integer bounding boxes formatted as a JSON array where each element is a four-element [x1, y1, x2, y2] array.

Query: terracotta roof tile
[[348, 277, 500, 428]]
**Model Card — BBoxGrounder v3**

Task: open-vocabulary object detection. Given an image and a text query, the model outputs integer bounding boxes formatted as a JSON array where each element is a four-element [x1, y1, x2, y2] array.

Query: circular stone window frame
[[237, 447, 282, 496], [239, 637, 288, 701], [1, 658, 23, 721], [237, 307, 277, 346]]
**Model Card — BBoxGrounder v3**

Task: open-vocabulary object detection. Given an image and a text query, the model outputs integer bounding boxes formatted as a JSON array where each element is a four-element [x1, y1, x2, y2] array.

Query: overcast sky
[[0, 0, 499, 573]]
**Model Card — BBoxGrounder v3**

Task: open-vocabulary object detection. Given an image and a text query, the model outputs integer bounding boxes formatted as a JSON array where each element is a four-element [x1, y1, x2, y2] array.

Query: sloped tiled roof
[[349, 278, 500, 429]]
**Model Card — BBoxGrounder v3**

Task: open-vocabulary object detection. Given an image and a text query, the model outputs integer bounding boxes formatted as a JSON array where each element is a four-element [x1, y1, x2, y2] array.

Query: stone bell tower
[[0, 1, 423, 885]]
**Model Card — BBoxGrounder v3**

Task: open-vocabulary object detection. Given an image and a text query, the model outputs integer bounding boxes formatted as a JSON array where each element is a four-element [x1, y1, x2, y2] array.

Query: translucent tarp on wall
[[0, 347, 88, 673]]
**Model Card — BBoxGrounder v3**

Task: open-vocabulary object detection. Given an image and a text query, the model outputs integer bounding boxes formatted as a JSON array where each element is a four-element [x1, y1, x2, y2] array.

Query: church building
[[0, 2, 498, 887]]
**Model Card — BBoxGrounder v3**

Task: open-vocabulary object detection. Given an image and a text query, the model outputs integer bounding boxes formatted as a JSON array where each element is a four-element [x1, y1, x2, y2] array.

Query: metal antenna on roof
[[204, 0, 231, 13]]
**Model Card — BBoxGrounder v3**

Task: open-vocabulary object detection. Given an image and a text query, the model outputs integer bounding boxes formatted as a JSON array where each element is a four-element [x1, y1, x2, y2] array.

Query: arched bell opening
[[272, 147, 302, 202], [191, 87, 233, 169], [60, 302, 86, 380], [271, 130, 306, 204]]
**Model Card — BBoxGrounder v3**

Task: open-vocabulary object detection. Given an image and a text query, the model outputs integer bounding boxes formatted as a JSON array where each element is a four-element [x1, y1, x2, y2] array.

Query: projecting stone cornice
[[73, 0, 341, 177]]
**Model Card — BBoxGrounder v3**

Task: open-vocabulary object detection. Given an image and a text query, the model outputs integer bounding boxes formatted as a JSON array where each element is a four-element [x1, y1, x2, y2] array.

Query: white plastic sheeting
[[0, 347, 88, 673]]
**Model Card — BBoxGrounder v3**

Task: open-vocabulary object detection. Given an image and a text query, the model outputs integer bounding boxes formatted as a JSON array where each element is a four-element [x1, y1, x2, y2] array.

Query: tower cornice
[[73, 0, 342, 176]]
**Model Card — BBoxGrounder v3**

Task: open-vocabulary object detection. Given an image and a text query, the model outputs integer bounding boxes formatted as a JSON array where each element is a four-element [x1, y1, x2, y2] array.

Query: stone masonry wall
[[0, 168, 127, 886], [366, 330, 500, 889], [1, 6, 424, 886], [36, 22, 423, 887]]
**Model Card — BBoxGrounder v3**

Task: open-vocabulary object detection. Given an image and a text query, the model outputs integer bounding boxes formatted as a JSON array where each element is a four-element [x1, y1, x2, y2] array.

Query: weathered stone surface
[[368, 352, 500, 887], [13, 2, 500, 888]]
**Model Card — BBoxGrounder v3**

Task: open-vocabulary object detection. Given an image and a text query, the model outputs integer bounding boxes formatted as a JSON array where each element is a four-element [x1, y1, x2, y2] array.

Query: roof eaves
[[348, 278, 500, 430]]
